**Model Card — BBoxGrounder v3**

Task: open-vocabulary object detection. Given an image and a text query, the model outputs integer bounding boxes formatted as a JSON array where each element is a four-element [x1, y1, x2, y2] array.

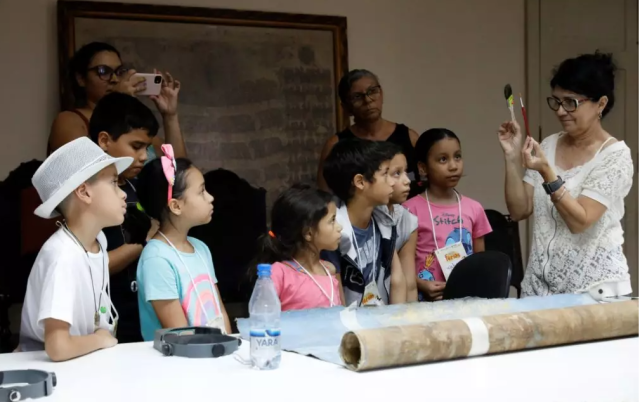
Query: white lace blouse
[[522, 133, 634, 296]]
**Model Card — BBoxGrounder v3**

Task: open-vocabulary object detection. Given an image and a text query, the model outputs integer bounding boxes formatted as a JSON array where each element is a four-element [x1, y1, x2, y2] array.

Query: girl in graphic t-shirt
[[403, 129, 492, 301], [257, 184, 345, 311], [135, 145, 230, 340]]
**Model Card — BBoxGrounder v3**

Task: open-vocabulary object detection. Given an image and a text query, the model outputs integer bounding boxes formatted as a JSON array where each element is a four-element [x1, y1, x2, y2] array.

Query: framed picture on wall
[[57, 0, 348, 206]]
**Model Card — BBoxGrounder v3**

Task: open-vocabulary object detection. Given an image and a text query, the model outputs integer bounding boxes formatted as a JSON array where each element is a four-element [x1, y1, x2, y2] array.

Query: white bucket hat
[[32, 137, 133, 219]]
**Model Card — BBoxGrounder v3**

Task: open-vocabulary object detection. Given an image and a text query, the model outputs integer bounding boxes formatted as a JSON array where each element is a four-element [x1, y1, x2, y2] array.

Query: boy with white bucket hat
[[18, 137, 133, 361]]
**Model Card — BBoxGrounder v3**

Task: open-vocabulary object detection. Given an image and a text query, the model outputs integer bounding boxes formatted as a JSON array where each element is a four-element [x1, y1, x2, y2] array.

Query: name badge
[[362, 280, 384, 306], [435, 242, 467, 281]]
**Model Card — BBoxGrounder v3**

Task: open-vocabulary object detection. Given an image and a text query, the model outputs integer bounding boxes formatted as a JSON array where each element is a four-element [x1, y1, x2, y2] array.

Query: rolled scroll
[[340, 300, 638, 371]]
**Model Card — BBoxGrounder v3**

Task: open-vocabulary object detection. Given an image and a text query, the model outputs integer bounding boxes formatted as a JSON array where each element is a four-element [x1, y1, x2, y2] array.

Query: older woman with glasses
[[497, 51, 634, 297], [48, 42, 185, 159], [316, 69, 420, 192]]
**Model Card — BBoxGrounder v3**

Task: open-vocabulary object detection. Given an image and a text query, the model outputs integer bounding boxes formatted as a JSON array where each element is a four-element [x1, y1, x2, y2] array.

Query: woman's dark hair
[[67, 42, 121, 108], [550, 51, 616, 118], [338, 69, 379, 103], [414, 128, 460, 164], [136, 157, 194, 221], [257, 183, 336, 264]]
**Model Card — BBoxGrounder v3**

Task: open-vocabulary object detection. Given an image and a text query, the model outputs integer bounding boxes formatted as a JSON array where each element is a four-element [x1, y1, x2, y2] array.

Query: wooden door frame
[[523, 0, 541, 268], [525, 0, 639, 294]]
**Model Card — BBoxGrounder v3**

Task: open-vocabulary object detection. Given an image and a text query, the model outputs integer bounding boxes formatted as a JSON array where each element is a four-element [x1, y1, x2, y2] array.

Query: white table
[[0, 337, 637, 402]]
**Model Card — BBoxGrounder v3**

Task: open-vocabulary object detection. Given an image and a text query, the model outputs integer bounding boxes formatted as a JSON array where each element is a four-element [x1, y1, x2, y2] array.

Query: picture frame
[[57, 1, 348, 197]]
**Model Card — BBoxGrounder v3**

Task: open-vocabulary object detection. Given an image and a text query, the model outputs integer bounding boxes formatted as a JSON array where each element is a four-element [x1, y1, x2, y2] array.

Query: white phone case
[[133, 73, 162, 96]]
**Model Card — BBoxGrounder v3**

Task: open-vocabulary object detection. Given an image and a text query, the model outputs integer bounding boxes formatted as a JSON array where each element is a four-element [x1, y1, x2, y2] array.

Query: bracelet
[[552, 188, 567, 203]]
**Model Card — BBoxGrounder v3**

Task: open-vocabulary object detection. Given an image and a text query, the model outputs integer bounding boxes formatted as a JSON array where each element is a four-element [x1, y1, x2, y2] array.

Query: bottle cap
[[257, 264, 272, 276]]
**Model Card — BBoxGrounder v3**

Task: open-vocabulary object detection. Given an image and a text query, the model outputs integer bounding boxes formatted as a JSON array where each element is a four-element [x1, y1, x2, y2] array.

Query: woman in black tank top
[[317, 69, 420, 194]]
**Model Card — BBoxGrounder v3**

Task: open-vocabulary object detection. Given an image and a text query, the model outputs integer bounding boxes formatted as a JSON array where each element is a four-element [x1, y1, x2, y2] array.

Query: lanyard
[[291, 259, 336, 307], [157, 232, 221, 323], [424, 189, 463, 250], [59, 223, 118, 329], [351, 221, 378, 282]]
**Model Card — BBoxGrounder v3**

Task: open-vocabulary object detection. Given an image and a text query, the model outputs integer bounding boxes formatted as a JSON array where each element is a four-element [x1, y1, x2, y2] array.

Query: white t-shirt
[[522, 133, 634, 296], [19, 228, 114, 351]]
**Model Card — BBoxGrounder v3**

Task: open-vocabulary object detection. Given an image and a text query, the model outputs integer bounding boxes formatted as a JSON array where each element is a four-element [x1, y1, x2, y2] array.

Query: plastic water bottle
[[249, 264, 281, 370]]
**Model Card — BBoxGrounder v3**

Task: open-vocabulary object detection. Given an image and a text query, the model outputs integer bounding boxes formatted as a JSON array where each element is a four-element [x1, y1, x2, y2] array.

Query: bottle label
[[250, 328, 281, 357]]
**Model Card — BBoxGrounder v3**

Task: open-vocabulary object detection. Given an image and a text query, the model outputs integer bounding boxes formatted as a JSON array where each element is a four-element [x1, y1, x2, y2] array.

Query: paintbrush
[[504, 84, 516, 122], [519, 93, 532, 137]]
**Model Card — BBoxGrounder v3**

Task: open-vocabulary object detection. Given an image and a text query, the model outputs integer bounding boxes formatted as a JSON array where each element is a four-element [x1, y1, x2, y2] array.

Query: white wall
[[0, 0, 525, 214]]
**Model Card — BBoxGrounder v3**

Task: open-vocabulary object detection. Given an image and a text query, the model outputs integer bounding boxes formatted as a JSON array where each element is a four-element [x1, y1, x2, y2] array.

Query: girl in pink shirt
[[258, 184, 345, 311], [403, 129, 492, 301]]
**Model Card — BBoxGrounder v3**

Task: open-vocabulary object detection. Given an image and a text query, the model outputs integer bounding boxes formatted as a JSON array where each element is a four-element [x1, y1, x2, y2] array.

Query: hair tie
[[268, 230, 276, 238], [160, 144, 177, 205]]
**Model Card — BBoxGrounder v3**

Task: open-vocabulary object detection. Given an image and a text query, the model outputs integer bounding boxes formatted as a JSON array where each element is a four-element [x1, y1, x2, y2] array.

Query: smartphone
[[133, 73, 162, 96]]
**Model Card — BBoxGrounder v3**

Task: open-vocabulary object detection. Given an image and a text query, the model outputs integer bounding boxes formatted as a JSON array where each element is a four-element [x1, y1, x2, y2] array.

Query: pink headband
[[160, 144, 176, 204]]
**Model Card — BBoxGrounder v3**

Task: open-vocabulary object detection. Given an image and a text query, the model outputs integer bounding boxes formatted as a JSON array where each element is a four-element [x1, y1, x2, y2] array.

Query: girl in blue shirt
[[135, 144, 230, 340]]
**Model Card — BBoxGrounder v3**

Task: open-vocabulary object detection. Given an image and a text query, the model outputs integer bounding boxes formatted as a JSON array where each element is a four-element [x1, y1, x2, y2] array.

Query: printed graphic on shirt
[[445, 227, 473, 255], [181, 273, 220, 326], [353, 224, 380, 283], [418, 253, 436, 281]]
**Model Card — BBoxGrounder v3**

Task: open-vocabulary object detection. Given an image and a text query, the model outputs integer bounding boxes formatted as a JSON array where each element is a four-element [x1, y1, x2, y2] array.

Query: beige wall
[[0, 0, 525, 214]]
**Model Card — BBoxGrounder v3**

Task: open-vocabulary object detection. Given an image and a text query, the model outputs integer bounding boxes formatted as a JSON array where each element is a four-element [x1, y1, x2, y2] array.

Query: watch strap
[[543, 176, 564, 195]]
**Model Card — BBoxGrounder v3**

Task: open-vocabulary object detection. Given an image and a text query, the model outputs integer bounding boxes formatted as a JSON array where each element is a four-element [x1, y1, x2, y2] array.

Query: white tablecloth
[[0, 338, 637, 402]]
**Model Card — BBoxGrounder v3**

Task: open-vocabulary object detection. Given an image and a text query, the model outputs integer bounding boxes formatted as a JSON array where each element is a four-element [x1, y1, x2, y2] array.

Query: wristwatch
[[542, 176, 565, 195]]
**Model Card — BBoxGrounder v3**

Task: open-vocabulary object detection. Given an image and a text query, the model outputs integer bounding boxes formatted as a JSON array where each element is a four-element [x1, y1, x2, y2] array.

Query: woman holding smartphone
[[48, 41, 186, 159]]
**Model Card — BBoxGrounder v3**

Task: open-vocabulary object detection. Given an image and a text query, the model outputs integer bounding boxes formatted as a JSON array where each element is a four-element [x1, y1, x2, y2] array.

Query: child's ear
[[74, 182, 92, 205], [97, 131, 112, 152], [417, 161, 428, 180], [353, 173, 366, 191], [167, 198, 183, 216], [304, 232, 313, 242]]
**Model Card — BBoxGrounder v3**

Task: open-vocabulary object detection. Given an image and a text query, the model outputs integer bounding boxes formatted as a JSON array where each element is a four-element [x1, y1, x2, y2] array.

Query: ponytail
[[247, 183, 335, 278], [255, 231, 295, 265]]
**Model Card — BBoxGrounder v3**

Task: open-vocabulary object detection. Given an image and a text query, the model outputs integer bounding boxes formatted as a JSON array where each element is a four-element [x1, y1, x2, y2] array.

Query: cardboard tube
[[340, 300, 638, 372]]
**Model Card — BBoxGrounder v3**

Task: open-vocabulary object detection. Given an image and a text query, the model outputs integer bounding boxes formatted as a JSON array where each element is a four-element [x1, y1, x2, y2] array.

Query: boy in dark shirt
[[90, 92, 186, 342]]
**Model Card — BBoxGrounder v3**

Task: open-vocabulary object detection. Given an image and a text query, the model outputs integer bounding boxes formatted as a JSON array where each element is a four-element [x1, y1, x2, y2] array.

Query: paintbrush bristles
[[504, 84, 513, 100]]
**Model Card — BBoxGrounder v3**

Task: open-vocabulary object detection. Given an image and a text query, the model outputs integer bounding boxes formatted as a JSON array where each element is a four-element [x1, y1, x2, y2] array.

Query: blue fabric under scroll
[[236, 294, 597, 366]]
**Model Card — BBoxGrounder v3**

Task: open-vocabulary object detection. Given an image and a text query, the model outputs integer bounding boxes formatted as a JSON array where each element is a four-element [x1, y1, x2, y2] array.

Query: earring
[[598, 111, 603, 120]]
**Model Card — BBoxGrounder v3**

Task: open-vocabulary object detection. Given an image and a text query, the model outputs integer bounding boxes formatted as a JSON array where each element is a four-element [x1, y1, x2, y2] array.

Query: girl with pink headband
[[134, 144, 230, 340]]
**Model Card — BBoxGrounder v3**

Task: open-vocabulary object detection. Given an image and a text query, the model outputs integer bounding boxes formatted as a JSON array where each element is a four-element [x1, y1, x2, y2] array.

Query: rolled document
[[340, 300, 638, 371]]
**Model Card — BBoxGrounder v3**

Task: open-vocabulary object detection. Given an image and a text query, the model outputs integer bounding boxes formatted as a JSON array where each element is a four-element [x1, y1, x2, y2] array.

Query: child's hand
[[421, 280, 445, 300], [95, 329, 118, 349]]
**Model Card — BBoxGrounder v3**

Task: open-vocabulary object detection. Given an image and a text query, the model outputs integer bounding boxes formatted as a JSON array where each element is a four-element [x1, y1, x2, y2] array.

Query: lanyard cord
[[291, 259, 335, 307], [59, 222, 106, 319], [157, 232, 221, 323], [424, 189, 462, 249]]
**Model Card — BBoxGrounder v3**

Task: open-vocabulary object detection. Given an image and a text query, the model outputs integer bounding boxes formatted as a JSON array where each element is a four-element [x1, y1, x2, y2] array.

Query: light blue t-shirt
[[137, 237, 222, 341]]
